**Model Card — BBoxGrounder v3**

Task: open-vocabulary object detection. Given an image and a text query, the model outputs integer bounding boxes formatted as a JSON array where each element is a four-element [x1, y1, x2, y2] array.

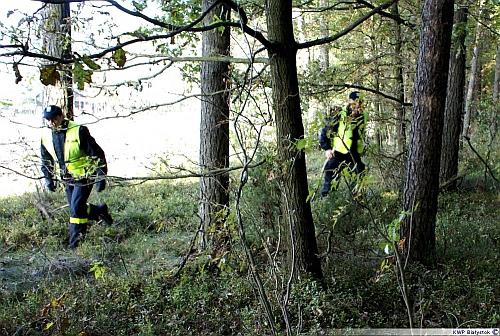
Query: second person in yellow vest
[[319, 91, 368, 197]]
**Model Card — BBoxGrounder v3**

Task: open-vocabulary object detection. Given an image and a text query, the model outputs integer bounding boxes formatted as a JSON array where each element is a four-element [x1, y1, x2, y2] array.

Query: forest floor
[[1, 149, 499, 334]]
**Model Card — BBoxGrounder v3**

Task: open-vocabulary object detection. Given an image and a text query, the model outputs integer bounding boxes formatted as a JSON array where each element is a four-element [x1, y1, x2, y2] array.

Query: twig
[[439, 171, 469, 190], [394, 241, 414, 330], [0, 245, 15, 257], [13, 322, 29, 336], [172, 214, 204, 278], [119, 253, 129, 277], [32, 199, 55, 221], [464, 136, 499, 183], [310, 159, 328, 202]]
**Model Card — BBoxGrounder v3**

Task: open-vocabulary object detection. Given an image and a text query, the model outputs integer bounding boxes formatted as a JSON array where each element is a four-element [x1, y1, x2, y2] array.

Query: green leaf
[[296, 138, 307, 150], [113, 48, 127, 68], [82, 55, 101, 70], [89, 261, 106, 281], [494, 0, 500, 5], [132, 0, 146, 11], [73, 61, 93, 90]]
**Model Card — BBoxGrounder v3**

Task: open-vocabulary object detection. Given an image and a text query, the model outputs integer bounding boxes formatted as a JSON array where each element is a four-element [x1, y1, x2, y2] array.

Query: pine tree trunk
[[199, 0, 231, 248], [265, 0, 322, 278], [440, 5, 468, 190], [401, 0, 455, 266]]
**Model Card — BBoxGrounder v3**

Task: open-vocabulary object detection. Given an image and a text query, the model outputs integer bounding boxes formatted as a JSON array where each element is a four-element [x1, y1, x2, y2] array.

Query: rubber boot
[[88, 203, 113, 225], [69, 223, 87, 250], [98, 203, 113, 225]]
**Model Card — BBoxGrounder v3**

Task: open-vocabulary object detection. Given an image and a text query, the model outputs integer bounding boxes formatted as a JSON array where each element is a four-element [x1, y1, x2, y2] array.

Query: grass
[[1, 149, 500, 335]]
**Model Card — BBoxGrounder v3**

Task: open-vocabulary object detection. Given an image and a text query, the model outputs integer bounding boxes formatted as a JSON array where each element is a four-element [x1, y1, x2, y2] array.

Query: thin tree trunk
[[440, 5, 468, 190], [42, 3, 73, 120], [401, 0, 455, 266], [319, 0, 330, 71], [371, 20, 384, 150], [199, 0, 231, 248], [265, 0, 322, 279], [490, 42, 500, 137], [462, 0, 485, 139], [392, 2, 407, 153]]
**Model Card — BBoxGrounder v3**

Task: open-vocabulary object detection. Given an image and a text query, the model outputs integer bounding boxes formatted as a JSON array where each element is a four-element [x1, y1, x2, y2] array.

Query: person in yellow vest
[[40, 105, 113, 250], [319, 91, 368, 197]]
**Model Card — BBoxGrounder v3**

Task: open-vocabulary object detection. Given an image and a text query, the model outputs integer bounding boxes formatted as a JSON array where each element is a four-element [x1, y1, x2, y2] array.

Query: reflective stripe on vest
[[332, 108, 367, 154], [42, 120, 96, 179]]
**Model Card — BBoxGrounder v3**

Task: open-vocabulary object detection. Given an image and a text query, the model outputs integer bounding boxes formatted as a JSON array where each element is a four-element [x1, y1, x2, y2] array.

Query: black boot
[[98, 203, 114, 226], [69, 223, 88, 250]]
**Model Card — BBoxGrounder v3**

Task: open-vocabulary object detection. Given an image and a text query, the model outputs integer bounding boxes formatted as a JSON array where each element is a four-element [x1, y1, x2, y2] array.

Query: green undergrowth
[[1, 169, 499, 334]]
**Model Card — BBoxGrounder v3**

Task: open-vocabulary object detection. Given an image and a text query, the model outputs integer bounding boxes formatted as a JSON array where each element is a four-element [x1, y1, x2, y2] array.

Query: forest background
[[0, 0, 500, 334]]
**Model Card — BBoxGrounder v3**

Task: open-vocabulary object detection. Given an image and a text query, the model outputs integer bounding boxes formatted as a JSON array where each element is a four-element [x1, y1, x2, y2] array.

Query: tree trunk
[[265, 0, 322, 279], [370, 20, 384, 150], [42, 3, 73, 120], [199, 0, 231, 248], [491, 43, 500, 137], [392, 2, 407, 153], [440, 5, 468, 190], [462, 0, 485, 139], [319, 0, 330, 71], [401, 0, 455, 266]]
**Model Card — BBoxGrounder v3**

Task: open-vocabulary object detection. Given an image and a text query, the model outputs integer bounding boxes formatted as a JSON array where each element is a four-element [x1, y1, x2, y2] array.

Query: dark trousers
[[65, 179, 102, 250], [322, 151, 365, 196]]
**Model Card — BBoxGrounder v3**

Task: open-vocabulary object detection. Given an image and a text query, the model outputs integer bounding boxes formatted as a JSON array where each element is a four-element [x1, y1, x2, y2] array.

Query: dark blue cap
[[43, 105, 63, 119], [349, 91, 360, 101]]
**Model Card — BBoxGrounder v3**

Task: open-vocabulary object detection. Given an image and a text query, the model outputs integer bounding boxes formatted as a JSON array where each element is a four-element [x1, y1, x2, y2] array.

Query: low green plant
[[1, 166, 500, 334]]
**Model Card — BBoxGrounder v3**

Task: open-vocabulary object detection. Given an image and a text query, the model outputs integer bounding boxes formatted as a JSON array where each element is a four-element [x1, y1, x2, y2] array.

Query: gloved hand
[[45, 179, 56, 192], [96, 179, 106, 192]]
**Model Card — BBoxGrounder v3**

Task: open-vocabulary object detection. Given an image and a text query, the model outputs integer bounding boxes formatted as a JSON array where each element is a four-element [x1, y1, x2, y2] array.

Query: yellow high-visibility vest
[[42, 120, 97, 179], [332, 108, 368, 154]]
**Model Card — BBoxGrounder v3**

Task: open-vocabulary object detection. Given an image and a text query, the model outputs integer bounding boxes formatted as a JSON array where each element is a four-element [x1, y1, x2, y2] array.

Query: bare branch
[[307, 83, 413, 106], [464, 136, 499, 183], [357, 0, 416, 27], [25, 0, 275, 58], [297, 0, 399, 49], [33, 199, 55, 221]]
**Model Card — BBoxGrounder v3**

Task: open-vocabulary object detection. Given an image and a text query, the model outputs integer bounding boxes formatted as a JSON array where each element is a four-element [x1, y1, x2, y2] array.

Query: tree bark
[[42, 3, 73, 120], [401, 0, 455, 266], [199, 0, 231, 248], [265, 0, 322, 279], [440, 5, 468, 191]]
